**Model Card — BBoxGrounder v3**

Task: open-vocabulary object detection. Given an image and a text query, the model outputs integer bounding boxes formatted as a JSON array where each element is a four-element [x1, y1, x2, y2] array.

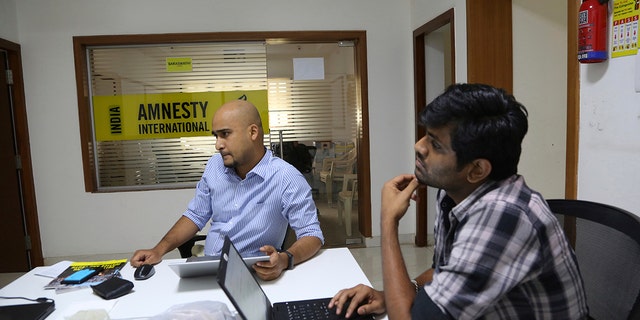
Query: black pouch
[[91, 277, 134, 300]]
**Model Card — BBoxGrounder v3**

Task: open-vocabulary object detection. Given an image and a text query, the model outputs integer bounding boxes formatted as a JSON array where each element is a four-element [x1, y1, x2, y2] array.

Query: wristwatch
[[281, 250, 294, 270]]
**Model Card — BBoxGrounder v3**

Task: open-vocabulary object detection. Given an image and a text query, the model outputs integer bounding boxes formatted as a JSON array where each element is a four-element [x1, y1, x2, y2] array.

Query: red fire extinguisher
[[578, 0, 609, 63]]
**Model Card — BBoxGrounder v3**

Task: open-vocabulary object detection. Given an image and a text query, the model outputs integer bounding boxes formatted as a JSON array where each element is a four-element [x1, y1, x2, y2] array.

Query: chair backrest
[[177, 234, 207, 258], [281, 224, 296, 251], [272, 142, 315, 174], [345, 148, 357, 160], [339, 174, 358, 198], [334, 149, 357, 171], [546, 199, 640, 320]]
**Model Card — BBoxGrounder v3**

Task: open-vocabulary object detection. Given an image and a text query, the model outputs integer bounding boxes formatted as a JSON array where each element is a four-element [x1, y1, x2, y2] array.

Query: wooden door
[[0, 49, 30, 271], [0, 38, 44, 271]]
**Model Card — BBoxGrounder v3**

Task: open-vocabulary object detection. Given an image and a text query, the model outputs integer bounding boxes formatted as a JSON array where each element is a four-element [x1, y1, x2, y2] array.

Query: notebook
[[169, 252, 269, 278], [217, 236, 374, 320], [0, 300, 55, 320]]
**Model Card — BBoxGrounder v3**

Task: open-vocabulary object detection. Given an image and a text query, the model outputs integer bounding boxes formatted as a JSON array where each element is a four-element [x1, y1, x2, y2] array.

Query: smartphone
[[61, 267, 103, 284]]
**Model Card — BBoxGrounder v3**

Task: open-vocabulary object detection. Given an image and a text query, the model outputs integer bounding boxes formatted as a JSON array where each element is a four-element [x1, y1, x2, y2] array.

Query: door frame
[[566, 0, 579, 200], [0, 37, 44, 269], [413, 0, 513, 246], [413, 9, 456, 246]]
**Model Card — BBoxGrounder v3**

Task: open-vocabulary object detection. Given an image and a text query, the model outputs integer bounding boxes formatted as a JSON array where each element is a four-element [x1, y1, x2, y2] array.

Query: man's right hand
[[329, 284, 386, 318], [130, 248, 163, 267], [130, 216, 200, 267], [381, 174, 419, 226]]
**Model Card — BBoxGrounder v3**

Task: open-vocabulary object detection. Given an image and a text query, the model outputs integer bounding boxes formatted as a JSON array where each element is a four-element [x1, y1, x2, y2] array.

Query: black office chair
[[547, 199, 640, 320], [271, 142, 315, 174], [177, 234, 206, 258], [281, 224, 296, 251]]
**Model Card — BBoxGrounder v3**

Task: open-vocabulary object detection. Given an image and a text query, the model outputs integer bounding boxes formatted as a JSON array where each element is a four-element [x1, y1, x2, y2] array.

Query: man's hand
[[381, 174, 420, 225], [253, 245, 286, 280], [329, 284, 385, 318], [130, 248, 163, 267], [130, 216, 200, 268]]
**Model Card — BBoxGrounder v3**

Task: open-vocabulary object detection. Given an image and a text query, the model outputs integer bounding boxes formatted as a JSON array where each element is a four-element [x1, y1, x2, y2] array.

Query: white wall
[[578, 55, 640, 215], [9, 0, 413, 257], [513, 0, 568, 199], [0, 0, 18, 42]]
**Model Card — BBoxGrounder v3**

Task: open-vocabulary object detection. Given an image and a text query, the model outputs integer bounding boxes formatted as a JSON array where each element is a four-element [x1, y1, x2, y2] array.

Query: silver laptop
[[217, 235, 374, 320], [169, 252, 269, 278]]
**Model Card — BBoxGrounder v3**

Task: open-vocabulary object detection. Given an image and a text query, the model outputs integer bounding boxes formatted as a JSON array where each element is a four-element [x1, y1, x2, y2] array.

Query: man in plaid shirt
[[330, 83, 588, 319]]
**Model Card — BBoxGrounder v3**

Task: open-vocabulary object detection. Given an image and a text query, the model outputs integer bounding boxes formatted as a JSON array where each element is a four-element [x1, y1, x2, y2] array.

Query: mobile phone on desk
[[61, 267, 103, 284]]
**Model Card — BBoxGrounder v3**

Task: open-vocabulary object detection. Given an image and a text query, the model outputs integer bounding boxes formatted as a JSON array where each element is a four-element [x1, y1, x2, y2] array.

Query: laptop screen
[[218, 236, 271, 320]]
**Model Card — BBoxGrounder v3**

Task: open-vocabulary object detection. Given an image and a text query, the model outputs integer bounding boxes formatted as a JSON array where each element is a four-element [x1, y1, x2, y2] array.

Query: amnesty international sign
[[93, 90, 268, 141]]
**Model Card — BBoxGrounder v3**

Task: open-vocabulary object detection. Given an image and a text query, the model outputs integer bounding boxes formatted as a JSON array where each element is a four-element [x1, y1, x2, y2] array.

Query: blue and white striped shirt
[[183, 149, 324, 256]]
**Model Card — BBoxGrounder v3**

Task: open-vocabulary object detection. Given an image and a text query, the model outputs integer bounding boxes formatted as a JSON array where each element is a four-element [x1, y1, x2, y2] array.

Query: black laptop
[[217, 235, 373, 320], [0, 300, 54, 320]]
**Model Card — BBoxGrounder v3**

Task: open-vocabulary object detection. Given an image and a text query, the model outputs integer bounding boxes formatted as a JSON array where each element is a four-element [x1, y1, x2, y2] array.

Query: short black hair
[[419, 83, 529, 181]]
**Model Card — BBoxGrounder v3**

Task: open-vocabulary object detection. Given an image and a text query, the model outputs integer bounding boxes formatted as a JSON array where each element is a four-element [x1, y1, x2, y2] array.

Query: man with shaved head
[[131, 100, 324, 280]]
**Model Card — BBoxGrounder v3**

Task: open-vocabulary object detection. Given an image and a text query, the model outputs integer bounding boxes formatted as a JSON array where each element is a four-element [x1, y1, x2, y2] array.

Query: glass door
[[266, 42, 364, 247]]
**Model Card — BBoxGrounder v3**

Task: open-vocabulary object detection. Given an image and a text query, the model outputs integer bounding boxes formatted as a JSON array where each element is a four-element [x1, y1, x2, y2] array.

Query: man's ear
[[467, 159, 491, 183], [248, 123, 259, 140]]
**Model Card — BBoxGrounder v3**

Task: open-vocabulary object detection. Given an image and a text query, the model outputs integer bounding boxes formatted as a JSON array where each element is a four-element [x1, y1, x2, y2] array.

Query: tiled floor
[[349, 244, 434, 290], [0, 272, 24, 290], [0, 244, 434, 291]]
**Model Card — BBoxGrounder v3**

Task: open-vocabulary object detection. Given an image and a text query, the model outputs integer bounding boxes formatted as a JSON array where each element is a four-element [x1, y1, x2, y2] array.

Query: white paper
[[61, 301, 117, 319], [34, 260, 72, 278], [293, 57, 325, 80]]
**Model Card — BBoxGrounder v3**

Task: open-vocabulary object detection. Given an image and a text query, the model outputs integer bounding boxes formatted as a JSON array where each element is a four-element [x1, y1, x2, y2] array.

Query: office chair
[[319, 148, 357, 205], [177, 234, 206, 258], [281, 224, 296, 251], [271, 142, 315, 174], [547, 199, 640, 320]]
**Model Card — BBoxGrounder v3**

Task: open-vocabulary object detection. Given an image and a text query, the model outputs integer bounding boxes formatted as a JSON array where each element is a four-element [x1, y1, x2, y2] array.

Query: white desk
[[0, 248, 383, 319]]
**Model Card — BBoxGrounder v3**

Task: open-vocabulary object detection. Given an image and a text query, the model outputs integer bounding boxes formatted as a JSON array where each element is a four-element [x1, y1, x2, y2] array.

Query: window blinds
[[88, 42, 357, 190]]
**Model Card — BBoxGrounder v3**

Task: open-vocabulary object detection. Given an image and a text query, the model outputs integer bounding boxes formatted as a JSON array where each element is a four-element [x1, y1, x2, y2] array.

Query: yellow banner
[[93, 90, 269, 141]]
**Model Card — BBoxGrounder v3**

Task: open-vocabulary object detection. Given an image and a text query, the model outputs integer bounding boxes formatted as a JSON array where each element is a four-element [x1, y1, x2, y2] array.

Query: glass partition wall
[[267, 42, 361, 246], [76, 33, 368, 247]]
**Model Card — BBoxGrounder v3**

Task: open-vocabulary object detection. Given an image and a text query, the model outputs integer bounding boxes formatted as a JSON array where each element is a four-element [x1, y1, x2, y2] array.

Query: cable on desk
[[0, 296, 54, 304]]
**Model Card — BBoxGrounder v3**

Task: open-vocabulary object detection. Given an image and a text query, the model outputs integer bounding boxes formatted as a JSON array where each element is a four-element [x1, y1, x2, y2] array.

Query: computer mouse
[[134, 264, 155, 280]]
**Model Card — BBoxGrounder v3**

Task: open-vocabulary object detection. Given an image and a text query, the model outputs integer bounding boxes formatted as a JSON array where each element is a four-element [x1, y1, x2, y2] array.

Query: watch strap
[[281, 250, 294, 270]]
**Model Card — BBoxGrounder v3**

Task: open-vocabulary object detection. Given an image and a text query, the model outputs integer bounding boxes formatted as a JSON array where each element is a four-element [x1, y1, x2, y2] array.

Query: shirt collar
[[447, 174, 520, 221], [223, 147, 271, 180]]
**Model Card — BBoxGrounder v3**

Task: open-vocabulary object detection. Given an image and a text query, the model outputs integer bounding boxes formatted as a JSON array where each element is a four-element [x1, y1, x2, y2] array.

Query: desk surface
[[0, 248, 381, 319]]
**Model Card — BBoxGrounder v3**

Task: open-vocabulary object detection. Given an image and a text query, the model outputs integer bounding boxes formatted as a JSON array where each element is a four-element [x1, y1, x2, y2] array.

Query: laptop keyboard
[[284, 300, 335, 319], [276, 298, 374, 320]]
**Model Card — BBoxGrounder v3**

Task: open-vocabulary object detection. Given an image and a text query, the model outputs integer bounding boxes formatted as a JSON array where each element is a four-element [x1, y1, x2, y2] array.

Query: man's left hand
[[253, 245, 287, 280]]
